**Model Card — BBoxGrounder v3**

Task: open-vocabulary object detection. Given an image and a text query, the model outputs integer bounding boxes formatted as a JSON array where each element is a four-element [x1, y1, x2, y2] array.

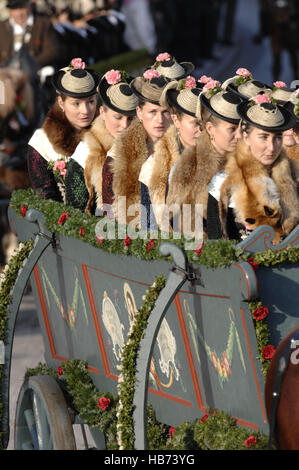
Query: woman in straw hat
[[27, 58, 99, 203], [139, 75, 202, 230], [65, 69, 138, 213], [165, 80, 242, 237], [102, 69, 172, 226], [216, 93, 299, 243]]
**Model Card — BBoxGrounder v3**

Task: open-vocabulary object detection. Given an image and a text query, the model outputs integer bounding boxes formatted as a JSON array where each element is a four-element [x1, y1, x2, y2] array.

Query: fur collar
[[166, 130, 225, 212], [111, 118, 149, 221], [42, 102, 84, 156], [83, 115, 115, 212], [148, 124, 181, 205], [219, 139, 299, 240], [285, 144, 299, 163]]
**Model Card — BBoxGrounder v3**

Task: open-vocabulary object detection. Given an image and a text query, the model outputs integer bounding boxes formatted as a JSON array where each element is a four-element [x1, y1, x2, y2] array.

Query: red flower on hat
[[253, 305, 269, 320], [58, 212, 69, 225], [97, 397, 111, 410], [199, 75, 213, 84], [273, 81, 287, 88], [71, 57, 86, 69], [20, 205, 28, 217], [262, 345, 275, 360], [156, 52, 171, 62], [244, 436, 257, 447], [106, 69, 121, 85], [143, 69, 161, 80], [236, 67, 252, 78], [253, 93, 271, 105], [185, 76, 196, 89], [203, 79, 221, 92]]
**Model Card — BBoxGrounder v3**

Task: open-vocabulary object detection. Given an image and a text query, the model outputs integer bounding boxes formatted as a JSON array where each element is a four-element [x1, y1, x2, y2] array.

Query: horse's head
[[0, 67, 34, 126]]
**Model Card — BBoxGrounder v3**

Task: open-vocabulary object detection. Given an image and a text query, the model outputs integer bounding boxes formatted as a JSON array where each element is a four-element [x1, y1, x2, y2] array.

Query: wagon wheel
[[14, 375, 76, 450]]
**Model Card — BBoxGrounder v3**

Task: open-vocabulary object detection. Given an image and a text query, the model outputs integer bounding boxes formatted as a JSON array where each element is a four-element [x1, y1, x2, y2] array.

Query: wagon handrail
[[133, 242, 191, 450], [2, 208, 54, 449]]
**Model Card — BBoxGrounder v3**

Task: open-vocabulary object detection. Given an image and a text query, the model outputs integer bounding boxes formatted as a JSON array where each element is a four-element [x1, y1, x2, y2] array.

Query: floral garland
[[0, 238, 34, 449], [116, 274, 166, 450]]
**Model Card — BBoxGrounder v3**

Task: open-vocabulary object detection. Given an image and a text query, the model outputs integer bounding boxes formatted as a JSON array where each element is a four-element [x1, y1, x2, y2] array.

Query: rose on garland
[[58, 212, 69, 225], [146, 238, 156, 251], [200, 413, 209, 423], [244, 435, 257, 447], [262, 344, 275, 360], [247, 257, 259, 271], [124, 235, 131, 247], [57, 366, 63, 377], [20, 205, 28, 217], [169, 426, 176, 438], [253, 305, 269, 320], [97, 396, 111, 410]]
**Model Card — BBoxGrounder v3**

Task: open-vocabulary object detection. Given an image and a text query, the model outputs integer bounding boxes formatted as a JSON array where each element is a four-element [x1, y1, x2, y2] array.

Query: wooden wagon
[[3, 189, 299, 450]]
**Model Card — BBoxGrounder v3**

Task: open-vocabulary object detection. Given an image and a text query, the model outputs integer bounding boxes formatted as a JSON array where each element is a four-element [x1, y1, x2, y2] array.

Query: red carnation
[[200, 413, 209, 423], [244, 436, 257, 447], [79, 227, 85, 237], [124, 235, 131, 247], [58, 212, 69, 225], [97, 235, 104, 246], [146, 238, 156, 251], [97, 396, 111, 410], [248, 257, 259, 271], [20, 205, 28, 217], [262, 345, 275, 360], [169, 426, 176, 438], [194, 241, 205, 257], [57, 366, 63, 376], [253, 305, 269, 320]]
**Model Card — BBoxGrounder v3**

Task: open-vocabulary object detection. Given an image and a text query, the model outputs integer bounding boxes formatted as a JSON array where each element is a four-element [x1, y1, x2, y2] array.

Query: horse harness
[[267, 328, 299, 449]]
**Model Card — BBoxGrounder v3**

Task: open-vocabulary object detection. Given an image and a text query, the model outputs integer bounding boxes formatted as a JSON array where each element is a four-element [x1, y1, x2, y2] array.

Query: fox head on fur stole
[[219, 175, 283, 244]]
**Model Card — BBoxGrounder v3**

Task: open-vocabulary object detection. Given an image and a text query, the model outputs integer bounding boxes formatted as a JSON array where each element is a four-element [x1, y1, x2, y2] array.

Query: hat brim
[[227, 81, 273, 101], [283, 101, 299, 123], [200, 93, 241, 124], [7, 1, 29, 8], [52, 69, 100, 98], [98, 76, 137, 116], [167, 88, 197, 117], [237, 100, 296, 132]]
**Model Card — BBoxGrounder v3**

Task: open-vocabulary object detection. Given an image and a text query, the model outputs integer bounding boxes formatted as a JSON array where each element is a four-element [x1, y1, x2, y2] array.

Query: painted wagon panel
[[8, 208, 274, 435]]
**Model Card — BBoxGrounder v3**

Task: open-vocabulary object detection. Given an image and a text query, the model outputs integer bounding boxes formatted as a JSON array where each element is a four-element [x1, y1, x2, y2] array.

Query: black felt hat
[[227, 79, 272, 101], [166, 87, 201, 117], [200, 90, 242, 124], [131, 75, 170, 105], [98, 73, 138, 116], [237, 99, 296, 132], [52, 67, 100, 98], [6, 0, 30, 8]]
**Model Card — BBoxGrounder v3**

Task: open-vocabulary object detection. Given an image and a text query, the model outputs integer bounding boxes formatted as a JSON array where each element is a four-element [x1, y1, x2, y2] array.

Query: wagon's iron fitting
[[34, 231, 56, 249], [171, 264, 203, 286]]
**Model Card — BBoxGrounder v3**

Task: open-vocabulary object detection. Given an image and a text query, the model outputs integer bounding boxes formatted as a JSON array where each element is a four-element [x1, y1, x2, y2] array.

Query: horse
[[265, 324, 299, 449]]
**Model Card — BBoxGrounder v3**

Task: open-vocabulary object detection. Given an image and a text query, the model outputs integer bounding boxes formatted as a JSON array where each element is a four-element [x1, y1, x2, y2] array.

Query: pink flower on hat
[[273, 80, 287, 88], [143, 69, 161, 80], [185, 76, 196, 89], [236, 67, 252, 78], [203, 80, 221, 92], [105, 69, 122, 85], [199, 75, 213, 84], [156, 52, 171, 62], [253, 93, 271, 105], [71, 58, 86, 69]]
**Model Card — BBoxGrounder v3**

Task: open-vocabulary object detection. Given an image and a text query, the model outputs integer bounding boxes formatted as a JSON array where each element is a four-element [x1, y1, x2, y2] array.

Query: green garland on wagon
[[0, 238, 34, 448]]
